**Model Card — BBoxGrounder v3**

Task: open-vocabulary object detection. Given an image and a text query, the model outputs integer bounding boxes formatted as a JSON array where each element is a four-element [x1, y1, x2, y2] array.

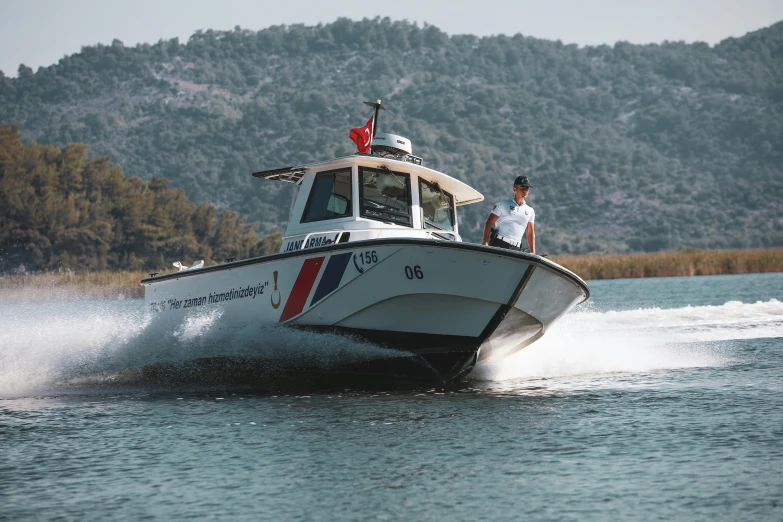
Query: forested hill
[[0, 125, 275, 272], [1, 19, 782, 254]]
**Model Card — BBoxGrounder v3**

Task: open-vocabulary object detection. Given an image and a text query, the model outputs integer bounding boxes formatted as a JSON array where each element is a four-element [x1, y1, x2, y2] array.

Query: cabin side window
[[301, 169, 353, 223], [419, 179, 455, 232], [359, 167, 412, 227]]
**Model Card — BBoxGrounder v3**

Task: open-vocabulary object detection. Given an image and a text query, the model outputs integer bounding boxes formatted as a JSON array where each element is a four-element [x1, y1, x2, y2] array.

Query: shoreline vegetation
[[0, 271, 150, 300], [0, 126, 272, 275], [0, 247, 781, 301], [550, 247, 783, 281]]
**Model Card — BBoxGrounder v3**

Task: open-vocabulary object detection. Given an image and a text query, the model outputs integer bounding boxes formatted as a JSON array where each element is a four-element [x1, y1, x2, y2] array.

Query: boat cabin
[[254, 136, 484, 253]]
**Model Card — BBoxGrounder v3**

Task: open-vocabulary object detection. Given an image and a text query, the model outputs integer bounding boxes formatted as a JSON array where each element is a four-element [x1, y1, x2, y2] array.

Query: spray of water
[[0, 295, 403, 397], [1, 291, 780, 396], [472, 299, 782, 381], [0, 298, 150, 397]]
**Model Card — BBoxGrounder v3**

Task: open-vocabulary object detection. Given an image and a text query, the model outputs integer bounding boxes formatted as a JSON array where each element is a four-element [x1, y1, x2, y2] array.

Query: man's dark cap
[[514, 176, 532, 187]]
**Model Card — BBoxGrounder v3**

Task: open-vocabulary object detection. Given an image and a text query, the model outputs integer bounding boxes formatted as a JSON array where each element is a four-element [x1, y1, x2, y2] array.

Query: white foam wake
[[473, 299, 782, 381], [0, 300, 150, 397], [0, 298, 400, 397], [592, 299, 783, 342], [2, 297, 780, 394]]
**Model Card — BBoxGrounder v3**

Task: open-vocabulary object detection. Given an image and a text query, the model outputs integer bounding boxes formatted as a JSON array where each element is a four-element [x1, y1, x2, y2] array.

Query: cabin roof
[[252, 155, 484, 206]]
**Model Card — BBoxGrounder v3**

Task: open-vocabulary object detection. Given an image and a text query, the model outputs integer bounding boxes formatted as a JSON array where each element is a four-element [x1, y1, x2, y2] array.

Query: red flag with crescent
[[349, 117, 373, 154]]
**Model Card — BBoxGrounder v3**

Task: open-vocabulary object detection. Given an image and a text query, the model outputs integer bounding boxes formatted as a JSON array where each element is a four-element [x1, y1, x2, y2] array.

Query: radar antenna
[[359, 99, 423, 165]]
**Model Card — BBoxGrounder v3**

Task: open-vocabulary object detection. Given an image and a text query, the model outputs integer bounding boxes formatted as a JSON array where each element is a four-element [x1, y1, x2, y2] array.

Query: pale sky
[[1, 0, 782, 77]]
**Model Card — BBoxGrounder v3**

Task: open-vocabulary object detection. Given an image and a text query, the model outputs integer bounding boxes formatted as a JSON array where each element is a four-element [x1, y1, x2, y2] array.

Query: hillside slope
[[0, 125, 269, 272], [2, 19, 781, 253]]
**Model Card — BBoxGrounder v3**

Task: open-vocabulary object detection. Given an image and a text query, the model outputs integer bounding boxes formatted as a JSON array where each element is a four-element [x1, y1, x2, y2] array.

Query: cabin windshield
[[419, 178, 455, 232], [359, 167, 412, 227]]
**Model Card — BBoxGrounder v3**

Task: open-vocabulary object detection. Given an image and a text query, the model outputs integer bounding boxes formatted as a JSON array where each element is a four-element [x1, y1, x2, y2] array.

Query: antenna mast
[[363, 99, 386, 137]]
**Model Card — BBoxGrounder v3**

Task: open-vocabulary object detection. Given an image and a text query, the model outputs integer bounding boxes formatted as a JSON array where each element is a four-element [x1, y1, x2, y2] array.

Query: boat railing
[[287, 228, 459, 250]]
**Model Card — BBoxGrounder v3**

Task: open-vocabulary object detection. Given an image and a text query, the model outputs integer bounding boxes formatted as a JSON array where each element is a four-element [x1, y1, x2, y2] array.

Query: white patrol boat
[[141, 101, 589, 382]]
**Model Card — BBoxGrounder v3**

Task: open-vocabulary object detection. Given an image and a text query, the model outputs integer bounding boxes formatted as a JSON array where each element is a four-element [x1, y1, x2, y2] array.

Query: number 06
[[404, 265, 424, 280]]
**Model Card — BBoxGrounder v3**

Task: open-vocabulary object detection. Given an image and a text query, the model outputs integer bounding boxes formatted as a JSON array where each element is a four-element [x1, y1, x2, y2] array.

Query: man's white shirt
[[491, 198, 535, 243]]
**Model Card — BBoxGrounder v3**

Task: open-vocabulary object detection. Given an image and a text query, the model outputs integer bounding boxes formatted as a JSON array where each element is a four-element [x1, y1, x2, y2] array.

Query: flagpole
[[363, 99, 385, 138], [372, 100, 381, 137]]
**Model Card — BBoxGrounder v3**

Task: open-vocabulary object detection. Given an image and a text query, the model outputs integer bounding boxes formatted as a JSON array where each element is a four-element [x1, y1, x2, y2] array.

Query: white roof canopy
[[253, 156, 484, 206]]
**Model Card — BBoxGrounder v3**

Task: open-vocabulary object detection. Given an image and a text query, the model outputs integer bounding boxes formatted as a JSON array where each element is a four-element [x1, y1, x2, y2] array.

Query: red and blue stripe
[[279, 252, 353, 322]]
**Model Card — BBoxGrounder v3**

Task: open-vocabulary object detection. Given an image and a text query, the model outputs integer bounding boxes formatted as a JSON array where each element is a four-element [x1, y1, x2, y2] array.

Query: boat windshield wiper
[[424, 219, 448, 231], [376, 208, 409, 219], [362, 202, 410, 224]]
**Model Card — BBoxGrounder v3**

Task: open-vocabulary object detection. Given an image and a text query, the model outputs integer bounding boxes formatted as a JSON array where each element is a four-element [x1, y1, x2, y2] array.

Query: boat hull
[[142, 239, 589, 382]]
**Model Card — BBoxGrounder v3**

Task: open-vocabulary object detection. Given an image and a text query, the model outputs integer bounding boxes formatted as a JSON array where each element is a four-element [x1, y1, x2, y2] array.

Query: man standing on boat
[[481, 176, 536, 254]]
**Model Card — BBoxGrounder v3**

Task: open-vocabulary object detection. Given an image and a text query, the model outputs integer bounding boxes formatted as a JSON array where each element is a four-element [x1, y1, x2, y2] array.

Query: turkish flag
[[349, 117, 373, 154]]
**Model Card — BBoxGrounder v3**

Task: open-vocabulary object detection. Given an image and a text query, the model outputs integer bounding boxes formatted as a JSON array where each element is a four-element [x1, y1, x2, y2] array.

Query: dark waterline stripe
[[477, 264, 536, 346]]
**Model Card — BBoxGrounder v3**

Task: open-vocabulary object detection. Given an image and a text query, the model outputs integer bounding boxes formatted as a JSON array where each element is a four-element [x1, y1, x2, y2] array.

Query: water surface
[[2, 273, 782, 520]]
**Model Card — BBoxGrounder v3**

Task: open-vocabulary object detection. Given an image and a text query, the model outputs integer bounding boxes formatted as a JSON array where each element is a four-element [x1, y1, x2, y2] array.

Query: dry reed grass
[[0, 271, 148, 301], [551, 247, 783, 280]]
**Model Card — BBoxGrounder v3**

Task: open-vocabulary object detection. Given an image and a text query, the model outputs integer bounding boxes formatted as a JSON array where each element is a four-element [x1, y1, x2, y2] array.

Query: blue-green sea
[[2, 272, 782, 521]]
